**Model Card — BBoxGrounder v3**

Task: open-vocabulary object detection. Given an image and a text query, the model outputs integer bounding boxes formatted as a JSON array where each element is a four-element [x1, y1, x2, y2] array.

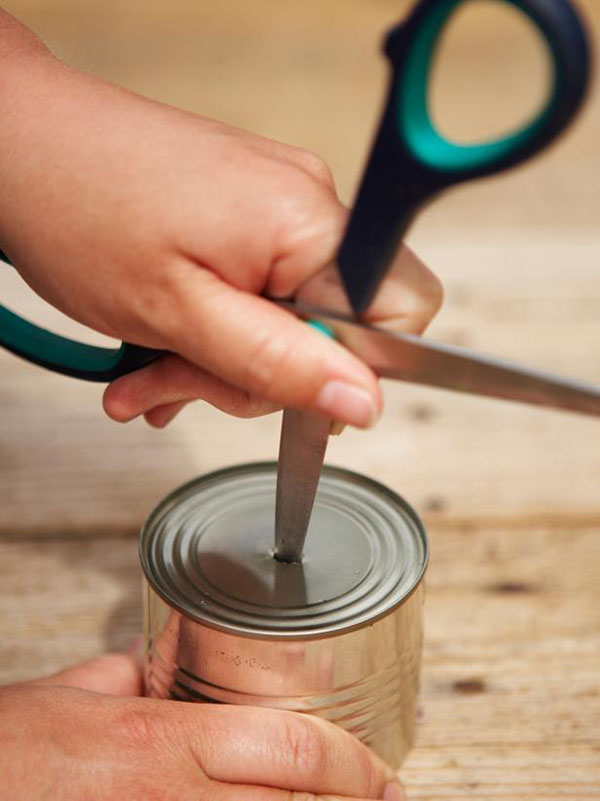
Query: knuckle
[[400, 253, 444, 332], [282, 714, 329, 781], [125, 262, 185, 343], [119, 702, 171, 750], [244, 333, 293, 399], [295, 149, 335, 187], [424, 269, 444, 316], [408, 250, 444, 318], [231, 393, 277, 419]]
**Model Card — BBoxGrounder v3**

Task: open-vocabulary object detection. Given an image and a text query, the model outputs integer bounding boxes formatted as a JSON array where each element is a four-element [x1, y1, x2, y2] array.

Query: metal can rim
[[140, 461, 429, 641]]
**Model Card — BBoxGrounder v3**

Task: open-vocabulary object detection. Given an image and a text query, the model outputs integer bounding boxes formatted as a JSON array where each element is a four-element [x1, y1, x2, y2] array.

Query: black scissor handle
[[337, 0, 591, 313]]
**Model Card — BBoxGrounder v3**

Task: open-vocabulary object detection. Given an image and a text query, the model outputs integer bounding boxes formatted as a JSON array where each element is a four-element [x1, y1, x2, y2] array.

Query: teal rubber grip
[[337, 0, 590, 312], [308, 319, 335, 339], [397, 0, 583, 172], [0, 0, 591, 368], [0, 291, 163, 381]]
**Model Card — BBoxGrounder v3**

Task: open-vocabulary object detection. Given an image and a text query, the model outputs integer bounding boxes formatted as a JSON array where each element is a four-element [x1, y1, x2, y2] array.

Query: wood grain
[[2, 233, 598, 533], [0, 1, 598, 798], [1, 525, 598, 797]]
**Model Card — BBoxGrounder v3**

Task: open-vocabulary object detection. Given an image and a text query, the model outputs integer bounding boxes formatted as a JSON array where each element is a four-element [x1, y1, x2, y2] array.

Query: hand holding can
[[0, 651, 404, 800], [142, 463, 428, 770]]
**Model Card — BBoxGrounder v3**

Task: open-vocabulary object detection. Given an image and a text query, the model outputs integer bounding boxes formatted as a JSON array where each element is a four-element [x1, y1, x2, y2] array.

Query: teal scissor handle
[[0, 0, 591, 379], [0, 284, 164, 380], [338, 0, 591, 312]]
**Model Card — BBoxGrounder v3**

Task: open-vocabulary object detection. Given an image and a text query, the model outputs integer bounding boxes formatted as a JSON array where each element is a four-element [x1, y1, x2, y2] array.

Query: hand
[[0, 651, 405, 800], [0, 12, 442, 429]]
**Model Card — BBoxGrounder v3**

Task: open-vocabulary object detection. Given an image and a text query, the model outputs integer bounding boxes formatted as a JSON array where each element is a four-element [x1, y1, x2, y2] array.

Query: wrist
[[0, 13, 78, 258]]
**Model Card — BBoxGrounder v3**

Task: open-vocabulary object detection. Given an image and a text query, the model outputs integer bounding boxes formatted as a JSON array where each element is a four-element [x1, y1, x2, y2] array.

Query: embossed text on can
[[141, 463, 428, 768]]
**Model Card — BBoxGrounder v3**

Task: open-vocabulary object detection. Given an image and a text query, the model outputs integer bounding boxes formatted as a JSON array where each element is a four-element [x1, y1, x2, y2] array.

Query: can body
[[142, 462, 427, 768]]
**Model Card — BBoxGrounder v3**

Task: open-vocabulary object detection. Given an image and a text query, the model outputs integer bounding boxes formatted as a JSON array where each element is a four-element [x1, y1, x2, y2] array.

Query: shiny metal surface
[[140, 463, 427, 637], [274, 409, 330, 563], [144, 585, 424, 768], [142, 462, 428, 768], [275, 299, 600, 417]]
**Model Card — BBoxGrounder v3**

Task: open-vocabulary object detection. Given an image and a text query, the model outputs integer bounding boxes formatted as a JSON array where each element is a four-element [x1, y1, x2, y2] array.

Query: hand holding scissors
[[0, 0, 595, 562], [0, 0, 592, 409], [274, 0, 594, 561]]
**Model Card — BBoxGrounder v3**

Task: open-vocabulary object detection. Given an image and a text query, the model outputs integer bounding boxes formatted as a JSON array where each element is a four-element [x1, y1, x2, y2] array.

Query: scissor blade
[[275, 300, 600, 418], [274, 409, 330, 563]]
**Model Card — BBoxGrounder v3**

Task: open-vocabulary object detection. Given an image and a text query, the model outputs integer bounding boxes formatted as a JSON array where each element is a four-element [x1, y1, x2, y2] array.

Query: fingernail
[[383, 781, 406, 801], [329, 420, 346, 436], [315, 381, 378, 428]]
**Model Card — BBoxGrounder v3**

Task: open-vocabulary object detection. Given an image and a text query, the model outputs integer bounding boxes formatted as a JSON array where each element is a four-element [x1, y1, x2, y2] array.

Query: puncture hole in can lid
[[140, 462, 428, 638]]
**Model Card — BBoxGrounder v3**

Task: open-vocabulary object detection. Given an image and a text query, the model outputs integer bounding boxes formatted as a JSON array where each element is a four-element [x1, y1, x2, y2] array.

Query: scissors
[[274, 0, 594, 562], [0, 0, 594, 560]]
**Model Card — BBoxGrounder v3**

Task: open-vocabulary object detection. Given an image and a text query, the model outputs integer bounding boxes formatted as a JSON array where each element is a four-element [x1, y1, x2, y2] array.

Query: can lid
[[140, 462, 428, 638]]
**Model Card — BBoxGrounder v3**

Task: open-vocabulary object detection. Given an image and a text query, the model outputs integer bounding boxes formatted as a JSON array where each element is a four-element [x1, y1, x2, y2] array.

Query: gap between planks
[[2, 513, 599, 542]]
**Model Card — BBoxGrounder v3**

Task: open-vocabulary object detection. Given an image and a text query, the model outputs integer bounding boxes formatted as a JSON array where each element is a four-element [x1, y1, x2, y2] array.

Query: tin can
[[141, 462, 428, 768]]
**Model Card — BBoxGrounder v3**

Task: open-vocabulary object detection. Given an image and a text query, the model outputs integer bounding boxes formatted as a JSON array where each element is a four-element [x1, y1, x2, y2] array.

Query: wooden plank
[[2, 232, 599, 535], [0, 523, 598, 796], [0, 1, 598, 795], [0, 537, 141, 680], [3, 358, 599, 535], [403, 746, 600, 800], [1, 1, 598, 532], [2, 0, 598, 214]]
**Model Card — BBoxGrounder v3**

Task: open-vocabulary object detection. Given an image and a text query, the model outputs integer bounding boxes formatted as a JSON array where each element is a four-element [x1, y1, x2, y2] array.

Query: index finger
[[152, 260, 382, 428]]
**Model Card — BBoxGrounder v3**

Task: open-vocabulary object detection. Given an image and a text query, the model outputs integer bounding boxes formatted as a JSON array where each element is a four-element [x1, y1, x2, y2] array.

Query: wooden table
[[1, 2, 598, 797]]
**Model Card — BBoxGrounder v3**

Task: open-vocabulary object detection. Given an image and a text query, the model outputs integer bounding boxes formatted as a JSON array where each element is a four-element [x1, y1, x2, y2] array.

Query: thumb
[[34, 651, 142, 697], [159, 264, 382, 429]]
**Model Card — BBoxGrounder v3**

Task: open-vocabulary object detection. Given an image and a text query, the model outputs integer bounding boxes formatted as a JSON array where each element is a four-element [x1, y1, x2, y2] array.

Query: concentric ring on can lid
[[140, 462, 428, 639]]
